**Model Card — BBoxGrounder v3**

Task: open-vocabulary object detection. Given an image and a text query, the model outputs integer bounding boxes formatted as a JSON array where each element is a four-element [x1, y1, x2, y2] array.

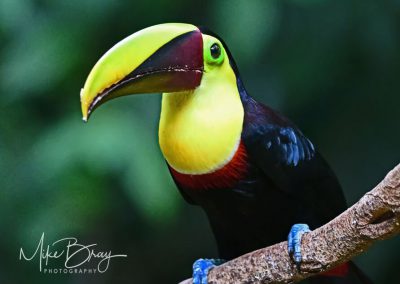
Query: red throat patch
[[169, 141, 248, 190]]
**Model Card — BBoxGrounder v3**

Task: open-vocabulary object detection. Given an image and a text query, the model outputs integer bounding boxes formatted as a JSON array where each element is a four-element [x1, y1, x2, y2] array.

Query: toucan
[[80, 23, 372, 284]]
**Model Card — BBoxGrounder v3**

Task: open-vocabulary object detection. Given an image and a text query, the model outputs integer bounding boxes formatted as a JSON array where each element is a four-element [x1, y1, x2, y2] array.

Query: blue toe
[[192, 258, 224, 284], [287, 223, 311, 265]]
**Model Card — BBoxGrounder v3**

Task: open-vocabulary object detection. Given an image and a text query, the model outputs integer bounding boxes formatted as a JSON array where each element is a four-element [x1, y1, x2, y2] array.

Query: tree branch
[[180, 163, 400, 284]]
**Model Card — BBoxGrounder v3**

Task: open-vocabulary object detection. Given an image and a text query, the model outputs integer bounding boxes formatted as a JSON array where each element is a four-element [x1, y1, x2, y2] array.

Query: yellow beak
[[80, 23, 203, 121]]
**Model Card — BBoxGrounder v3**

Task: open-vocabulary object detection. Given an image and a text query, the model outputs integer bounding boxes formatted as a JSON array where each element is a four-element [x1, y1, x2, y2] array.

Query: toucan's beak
[[80, 23, 203, 121]]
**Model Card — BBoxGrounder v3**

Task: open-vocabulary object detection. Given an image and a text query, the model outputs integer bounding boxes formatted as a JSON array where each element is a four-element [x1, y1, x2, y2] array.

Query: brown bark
[[180, 163, 400, 284]]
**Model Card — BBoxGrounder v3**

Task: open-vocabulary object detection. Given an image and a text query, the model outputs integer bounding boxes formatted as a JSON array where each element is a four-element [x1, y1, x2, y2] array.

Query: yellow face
[[159, 34, 244, 175], [79, 24, 244, 175]]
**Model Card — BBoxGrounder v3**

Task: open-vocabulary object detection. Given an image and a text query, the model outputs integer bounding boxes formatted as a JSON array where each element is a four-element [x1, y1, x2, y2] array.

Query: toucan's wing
[[243, 122, 320, 195], [242, 100, 317, 187], [242, 100, 347, 221], [247, 124, 315, 167]]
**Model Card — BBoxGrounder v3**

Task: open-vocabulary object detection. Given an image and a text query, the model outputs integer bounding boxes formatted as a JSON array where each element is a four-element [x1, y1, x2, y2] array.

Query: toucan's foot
[[192, 258, 225, 284], [287, 223, 311, 266]]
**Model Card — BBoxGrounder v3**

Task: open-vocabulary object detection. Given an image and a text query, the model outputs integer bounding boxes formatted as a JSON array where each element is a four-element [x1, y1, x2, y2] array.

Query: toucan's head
[[81, 23, 244, 175], [80, 23, 237, 122]]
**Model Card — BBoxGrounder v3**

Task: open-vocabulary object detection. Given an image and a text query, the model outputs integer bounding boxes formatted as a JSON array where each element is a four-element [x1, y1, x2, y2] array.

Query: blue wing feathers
[[258, 126, 315, 167]]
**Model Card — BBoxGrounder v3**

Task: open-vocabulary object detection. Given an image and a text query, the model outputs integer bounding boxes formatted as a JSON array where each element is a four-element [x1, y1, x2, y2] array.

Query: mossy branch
[[180, 163, 400, 284]]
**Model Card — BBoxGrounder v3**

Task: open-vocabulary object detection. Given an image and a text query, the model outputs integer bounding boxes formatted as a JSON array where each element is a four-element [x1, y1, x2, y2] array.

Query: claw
[[287, 223, 311, 266], [192, 258, 225, 284]]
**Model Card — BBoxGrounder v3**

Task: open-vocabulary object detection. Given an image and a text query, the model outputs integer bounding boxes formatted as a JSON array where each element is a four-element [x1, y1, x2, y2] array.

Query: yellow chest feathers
[[158, 80, 244, 175]]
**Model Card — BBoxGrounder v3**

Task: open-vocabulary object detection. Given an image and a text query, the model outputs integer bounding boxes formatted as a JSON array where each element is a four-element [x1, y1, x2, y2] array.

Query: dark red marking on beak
[[87, 30, 203, 118]]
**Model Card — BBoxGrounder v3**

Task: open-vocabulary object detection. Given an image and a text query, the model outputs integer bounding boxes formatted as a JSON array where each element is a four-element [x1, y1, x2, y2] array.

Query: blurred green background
[[1, 0, 399, 283]]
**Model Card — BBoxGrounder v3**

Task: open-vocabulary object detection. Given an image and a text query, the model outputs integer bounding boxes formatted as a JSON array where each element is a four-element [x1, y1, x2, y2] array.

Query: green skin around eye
[[205, 41, 225, 65]]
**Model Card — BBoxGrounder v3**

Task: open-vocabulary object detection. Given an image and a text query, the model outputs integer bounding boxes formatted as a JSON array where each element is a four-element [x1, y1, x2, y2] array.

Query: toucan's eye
[[210, 43, 221, 59], [205, 40, 224, 65]]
